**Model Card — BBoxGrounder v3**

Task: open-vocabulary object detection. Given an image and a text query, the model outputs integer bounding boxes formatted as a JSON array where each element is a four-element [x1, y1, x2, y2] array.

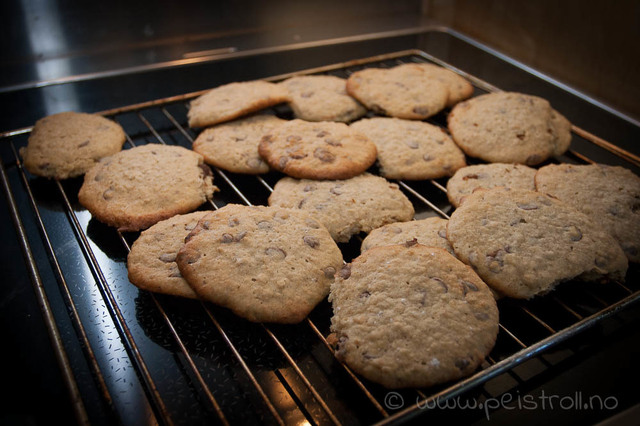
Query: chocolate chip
[[460, 280, 479, 295], [510, 218, 527, 226], [516, 202, 538, 210], [78, 140, 90, 148], [462, 174, 479, 180], [404, 238, 418, 247], [234, 231, 247, 242], [316, 130, 329, 137], [234, 134, 247, 141], [257, 220, 272, 229], [201, 221, 210, 230], [278, 156, 289, 169], [324, 138, 342, 147], [432, 277, 448, 293], [297, 198, 307, 208], [362, 352, 378, 360], [305, 218, 321, 229], [486, 249, 505, 273], [475, 312, 489, 321], [102, 188, 114, 200], [438, 229, 447, 239], [412, 106, 430, 115], [220, 233, 234, 243], [314, 147, 335, 163], [423, 154, 433, 162], [228, 218, 240, 227], [246, 158, 264, 169], [360, 291, 370, 299], [303, 184, 316, 192], [516, 131, 526, 140], [595, 256, 609, 268], [198, 163, 213, 178], [159, 253, 177, 263], [335, 335, 348, 360], [330, 185, 343, 195], [303, 235, 319, 248], [564, 225, 582, 241], [323, 266, 336, 278], [265, 247, 287, 259], [405, 140, 419, 149], [338, 264, 351, 279], [455, 358, 470, 370], [206, 135, 215, 142]]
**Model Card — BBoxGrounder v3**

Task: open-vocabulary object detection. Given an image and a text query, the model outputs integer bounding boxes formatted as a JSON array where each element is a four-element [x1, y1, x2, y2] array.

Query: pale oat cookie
[[329, 243, 499, 389], [175, 204, 343, 323], [535, 163, 640, 262], [258, 119, 377, 180], [361, 217, 453, 254], [20, 111, 126, 179], [447, 92, 572, 165], [346, 63, 449, 120], [413, 62, 474, 107], [192, 115, 284, 174], [350, 117, 466, 180], [127, 211, 210, 299], [188, 80, 290, 128], [280, 75, 367, 122], [78, 144, 217, 232], [446, 163, 537, 208], [268, 173, 414, 242], [447, 187, 628, 299]]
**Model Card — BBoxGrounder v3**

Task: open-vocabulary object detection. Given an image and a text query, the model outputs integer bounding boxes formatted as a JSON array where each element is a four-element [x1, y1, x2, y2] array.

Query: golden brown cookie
[[329, 243, 499, 388], [350, 117, 466, 180], [258, 119, 377, 180], [78, 144, 217, 231], [176, 204, 343, 323], [188, 80, 290, 128], [446, 187, 628, 298], [20, 111, 126, 179], [346, 64, 449, 120]]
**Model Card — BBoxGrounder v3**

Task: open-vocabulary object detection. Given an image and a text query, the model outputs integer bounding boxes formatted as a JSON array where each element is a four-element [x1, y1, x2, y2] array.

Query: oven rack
[[1, 50, 639, 426]]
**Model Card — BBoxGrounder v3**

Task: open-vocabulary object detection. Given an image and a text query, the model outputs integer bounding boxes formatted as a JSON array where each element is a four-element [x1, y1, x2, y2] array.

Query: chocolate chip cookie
[[20, 111, 126, 179], [329, 242, 499, 388], [280, 75, 367, 122], [535, 163, 640, 262], [268, 173, 414, 242], [446, 163, 537, 208], [447, 187, 628, 299], [258, 119, 377, 180], [127, 211, 210, 298], [350, 117, 466, 180], [188, 80, 290, 128], [176, 204, 343, 323], [192, 114, 284, 174], [447, 92, 572, 165], [346, 63, 449, 120], [360, 217, 453, 254], [78, 144, 217, 231]]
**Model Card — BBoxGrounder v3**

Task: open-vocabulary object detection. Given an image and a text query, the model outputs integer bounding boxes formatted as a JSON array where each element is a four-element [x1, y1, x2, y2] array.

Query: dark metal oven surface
[[1, 31, 640, 426]]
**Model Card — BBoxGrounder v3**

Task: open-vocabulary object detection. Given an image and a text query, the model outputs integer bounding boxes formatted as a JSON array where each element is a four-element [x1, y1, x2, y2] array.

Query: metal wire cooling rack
[[1, 50, 639, 426]]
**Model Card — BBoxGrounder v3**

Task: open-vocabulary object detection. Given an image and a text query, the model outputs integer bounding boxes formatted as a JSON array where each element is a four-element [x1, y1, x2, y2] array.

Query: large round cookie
[[127, 211, 209, 299], [192, 114, 284, 174], [346, 64, 449, 120], [268, 173, 414, 242], [329, 243, 499, 389], [413, 63, 474, 107], [447, 92, 571, 165], [176, 204, 343, 323], [258, 119, 377, 180], [447, 187, 628, 299], [20, 111, 126, 179], [350, 117, 466, 180], [535, 163, 640, 262], [446, 163, 536, 208], [78, 144, 217, 231], [188, 80, 290, 128], [360, 217, 453, 254], [280, 75, 367, 122]]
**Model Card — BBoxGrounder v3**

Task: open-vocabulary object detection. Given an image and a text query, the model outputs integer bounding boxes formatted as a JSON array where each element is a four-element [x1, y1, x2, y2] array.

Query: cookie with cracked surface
[[280, 75, 367, 122], [127, 211, 210, 299], [187, 80, 290, 128], [328, 243, 499, 389], [535, 163, 640, 262], [350, 117, 466, 180], [20, 111, 126, 179], [446, 163, 536, 208], [360, 217, 453, 254], [258, 119, 377, 180], [78, 144, 217, 232], [346, 63, 449, 120], [175, 204, 343, 323], [413, 62, 474, 107], [268, 173, 414, 242], [447, 92, 571, 165], [192, 114, 284, 174], [446, 187, 628, 299]]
